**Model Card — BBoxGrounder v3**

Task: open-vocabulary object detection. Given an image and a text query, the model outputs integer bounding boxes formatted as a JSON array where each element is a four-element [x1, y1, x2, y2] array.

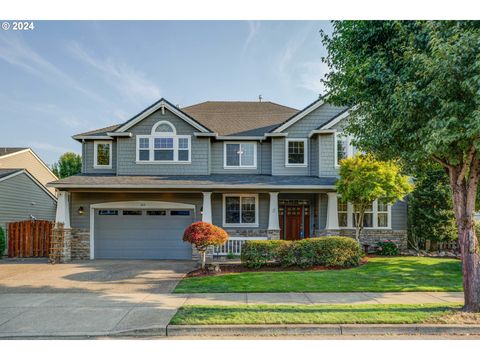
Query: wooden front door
[[279, 204, 310, 240]]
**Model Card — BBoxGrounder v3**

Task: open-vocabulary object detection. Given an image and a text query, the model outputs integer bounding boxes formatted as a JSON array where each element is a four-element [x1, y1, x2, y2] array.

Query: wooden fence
[[7, 220, 54, 257]]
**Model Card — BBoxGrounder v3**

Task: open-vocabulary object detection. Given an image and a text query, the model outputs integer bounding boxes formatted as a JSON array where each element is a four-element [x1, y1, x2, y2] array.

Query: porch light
[[78, 206, 85, 216], [200, 206, 203, 215]]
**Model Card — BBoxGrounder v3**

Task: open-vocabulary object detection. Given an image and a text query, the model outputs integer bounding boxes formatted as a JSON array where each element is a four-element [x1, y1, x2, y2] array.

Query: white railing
[[214, 239, 247, 256]]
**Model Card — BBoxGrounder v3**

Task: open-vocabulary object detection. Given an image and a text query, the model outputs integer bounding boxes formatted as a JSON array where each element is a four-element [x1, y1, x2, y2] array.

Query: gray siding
[[271, 138, 310, 176], [392, 200, 408, 230], [211, 193, 269, 230], [210, 141, 271, 175], [261, 141, 272, 175], [310, 136, 318, 176], [0, 173, 56, 233], [284, 103, 347, 137], [83, 141, 117, 174], [70, 192, 203, 230], [318, 133, 338, 177], [116, 108, 209, 175]]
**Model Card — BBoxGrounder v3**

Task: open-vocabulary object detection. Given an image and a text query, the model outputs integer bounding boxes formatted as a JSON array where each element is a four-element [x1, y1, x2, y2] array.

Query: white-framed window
[[285, 138, 308, 166], [335, 131, 354, 167], [223, 142, 257, 168], [337, 198, 392, 229], [93, 141, 112, 169], [136, 120, 191, 163], [223, 194, 259, 227]]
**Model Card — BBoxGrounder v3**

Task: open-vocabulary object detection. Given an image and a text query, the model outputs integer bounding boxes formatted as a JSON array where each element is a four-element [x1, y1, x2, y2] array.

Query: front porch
[[53, 186, 407, 261]]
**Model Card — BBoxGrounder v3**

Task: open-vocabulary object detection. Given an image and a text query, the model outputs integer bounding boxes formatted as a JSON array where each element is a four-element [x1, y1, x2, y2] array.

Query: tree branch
[[457, 145, 477, 186], [432, 155, 454, 170]]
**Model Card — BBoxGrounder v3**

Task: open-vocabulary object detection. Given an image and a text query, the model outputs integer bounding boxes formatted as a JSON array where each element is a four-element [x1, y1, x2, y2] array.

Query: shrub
[[183, 222, 228, 269], [241, 236, 361, 269], [376, 240, 399, 256], [241, 240, 288, 269], [278, 237, 362, 268], [0, 227, 5, 257]]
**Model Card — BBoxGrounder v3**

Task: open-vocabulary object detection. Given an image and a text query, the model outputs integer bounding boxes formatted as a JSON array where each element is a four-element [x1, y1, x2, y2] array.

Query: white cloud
[[0, 33, 109, 105], [243, 21, 260, 54], [296, 61, 329, 94], [69, 42, 161, 104]]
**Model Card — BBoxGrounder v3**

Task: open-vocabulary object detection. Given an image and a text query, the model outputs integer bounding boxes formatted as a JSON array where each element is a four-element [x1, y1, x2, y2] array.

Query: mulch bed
[[185, 257, 369, 278]]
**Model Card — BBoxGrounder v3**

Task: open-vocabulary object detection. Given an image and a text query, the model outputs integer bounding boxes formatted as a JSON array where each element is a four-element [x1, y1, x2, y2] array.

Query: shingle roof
[[0, 147, 28, 157], [0, 168, 23, 179], [181, 101, 298, 136], [48, 174, 337, 189], [74, 124, 122, 137]]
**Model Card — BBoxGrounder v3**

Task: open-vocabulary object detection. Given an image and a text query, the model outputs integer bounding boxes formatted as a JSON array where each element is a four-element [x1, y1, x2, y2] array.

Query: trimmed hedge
[[241, 240, 289, 269], [241, 236, 361, 269]]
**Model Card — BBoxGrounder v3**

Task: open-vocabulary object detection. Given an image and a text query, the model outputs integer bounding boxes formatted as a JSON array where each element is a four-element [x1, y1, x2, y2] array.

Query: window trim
[[335, 131, 354, 168], [338, 197, 392, 229], [223, 142, 258, 169], [222, 193, 259, 228], [285, 138, 308, 167], [135, 120, 191, 164], [93, 140, 112, 169]]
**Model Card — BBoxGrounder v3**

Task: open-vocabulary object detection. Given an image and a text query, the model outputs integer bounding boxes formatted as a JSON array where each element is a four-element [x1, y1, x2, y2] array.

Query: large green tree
[[52, 152, 82, 178], [322, 21, 480, 311], [408, 163, 457, 249], [336, 154, 412, 242]]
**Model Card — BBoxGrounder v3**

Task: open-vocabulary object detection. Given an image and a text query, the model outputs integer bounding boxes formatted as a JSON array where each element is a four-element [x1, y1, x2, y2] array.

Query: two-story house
[[48, 97, 408, 261]]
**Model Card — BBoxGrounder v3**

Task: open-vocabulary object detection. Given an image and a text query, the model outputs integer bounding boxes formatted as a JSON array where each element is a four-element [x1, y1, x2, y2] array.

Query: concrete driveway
[[0, 259, 196, 338]]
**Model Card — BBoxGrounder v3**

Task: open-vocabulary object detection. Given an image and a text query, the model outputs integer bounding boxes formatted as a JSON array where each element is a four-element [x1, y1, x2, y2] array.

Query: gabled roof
[[0, 168, 57, 201], [271, 96, 327, 133], [0, 147, 58, 181], [74, 124, 122, 138], [115, 98, 212, 133], [0, 168, 23, 179], [181, 101, 298, 136], [0, 147, 28, 157], [317, 108, 350, 130]]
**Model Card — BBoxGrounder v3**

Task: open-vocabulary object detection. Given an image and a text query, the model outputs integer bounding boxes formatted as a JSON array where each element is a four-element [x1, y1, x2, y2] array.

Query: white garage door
[[94, 208, 193, 259]]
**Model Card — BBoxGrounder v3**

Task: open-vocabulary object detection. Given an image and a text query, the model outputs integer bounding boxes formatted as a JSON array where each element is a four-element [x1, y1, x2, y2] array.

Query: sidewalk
[[0, 292, 463, 338], [181, 291, 463, 305]]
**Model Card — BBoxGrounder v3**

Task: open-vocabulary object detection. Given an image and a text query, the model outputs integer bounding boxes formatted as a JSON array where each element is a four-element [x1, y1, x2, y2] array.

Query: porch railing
[[214, 239, 248, 256]]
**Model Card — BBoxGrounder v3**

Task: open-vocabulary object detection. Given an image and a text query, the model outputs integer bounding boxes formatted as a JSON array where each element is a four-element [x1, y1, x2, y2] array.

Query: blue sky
[[0, 21, 332, 166]]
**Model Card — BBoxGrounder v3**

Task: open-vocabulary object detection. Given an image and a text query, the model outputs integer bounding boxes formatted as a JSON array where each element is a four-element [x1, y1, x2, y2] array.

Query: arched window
[[152, 121, 176, 134], [136, 121, 191, 163]]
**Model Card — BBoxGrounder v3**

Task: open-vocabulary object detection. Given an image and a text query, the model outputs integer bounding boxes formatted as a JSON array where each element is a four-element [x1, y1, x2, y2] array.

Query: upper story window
[[136, 120, 191, 163], [94, 141, 112, 169], [335, 132, 354, 167], [337, 198, 392, 229], [286, 138, 307, 167], [224, 142, 257, 168]]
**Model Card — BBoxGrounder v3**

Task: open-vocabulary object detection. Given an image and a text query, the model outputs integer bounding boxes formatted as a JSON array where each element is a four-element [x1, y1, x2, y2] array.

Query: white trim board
[[0, 169, 57, 201], [89, 200, 196, 260], [115, 99, 210, 133], [319, 110, 351, 130], [49, 183, 337, 190], [273, 99, 326, 133]]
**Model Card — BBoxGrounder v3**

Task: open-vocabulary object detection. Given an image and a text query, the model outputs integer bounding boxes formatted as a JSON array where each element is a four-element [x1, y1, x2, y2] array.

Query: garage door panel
[[94, 209, 193, 260]]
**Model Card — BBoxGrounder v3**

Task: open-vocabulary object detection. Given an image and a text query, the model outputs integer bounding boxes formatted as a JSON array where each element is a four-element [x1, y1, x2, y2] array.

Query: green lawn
[[170, 303, 461, 325], [174, 257, 463, 293]]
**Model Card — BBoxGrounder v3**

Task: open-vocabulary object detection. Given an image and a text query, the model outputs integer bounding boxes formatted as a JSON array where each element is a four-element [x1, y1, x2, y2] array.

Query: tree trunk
[[200, 251, 206, 270], [449, 165, 480, 312]]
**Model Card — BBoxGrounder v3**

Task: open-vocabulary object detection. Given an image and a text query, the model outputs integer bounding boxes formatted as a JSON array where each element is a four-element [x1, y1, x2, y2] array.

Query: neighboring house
[[0, 168, 57, 244], [48, 97, 408, 261], [0, 147, 58, 195]]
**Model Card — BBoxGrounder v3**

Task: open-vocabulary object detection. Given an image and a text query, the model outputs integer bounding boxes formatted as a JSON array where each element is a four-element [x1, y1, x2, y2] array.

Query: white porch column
[[202, 192, 212, 223], [325, 192, 339, 230], [55, 191, 71, 228], [268, 192, 280, 230]]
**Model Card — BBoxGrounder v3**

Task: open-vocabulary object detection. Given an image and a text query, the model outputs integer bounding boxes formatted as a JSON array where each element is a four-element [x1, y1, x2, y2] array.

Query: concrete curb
[[166, 324, 480, 337]]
